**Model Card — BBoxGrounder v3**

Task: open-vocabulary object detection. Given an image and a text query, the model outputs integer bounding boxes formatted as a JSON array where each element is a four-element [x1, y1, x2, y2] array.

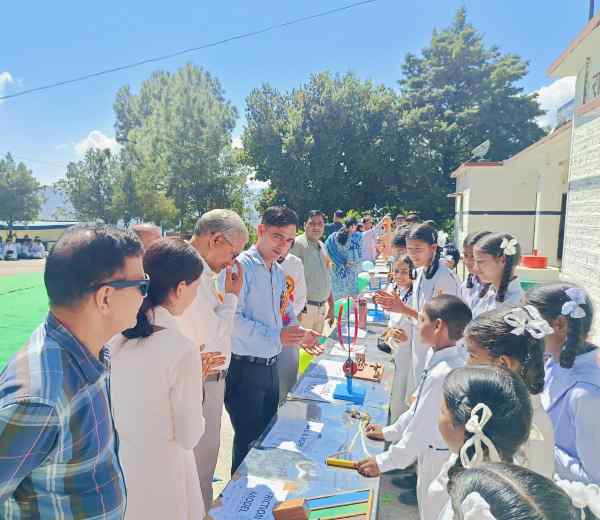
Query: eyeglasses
[[221, 235, 243, 258], [87, 274, 150, 297]]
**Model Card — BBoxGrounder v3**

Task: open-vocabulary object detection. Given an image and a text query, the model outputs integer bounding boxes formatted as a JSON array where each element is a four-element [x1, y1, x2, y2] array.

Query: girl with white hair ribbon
[[470, 232, 524, 318], [462, 306, 556, 479], [525, 283, 600, 485], [446, 463, 581, 519], [428, 365, 533, 520]]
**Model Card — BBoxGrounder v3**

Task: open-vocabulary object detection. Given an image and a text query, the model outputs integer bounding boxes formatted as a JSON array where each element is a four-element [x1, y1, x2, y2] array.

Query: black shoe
[[391, 473, 417, 489], [377, 337, 392, 354], [398, 488, 418, 506]]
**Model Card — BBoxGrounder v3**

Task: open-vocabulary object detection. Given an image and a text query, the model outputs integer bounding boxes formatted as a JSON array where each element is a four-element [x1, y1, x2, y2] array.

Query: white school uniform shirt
[[376, 346, 465, 520], [110, 306, 206, 520], [178, 255, 238, 370], [411, 264, 461, 385], [280, 253, 308, 317], [460, 275, 484, 308], [518, 394, 555, 479], [471, 277, 524, 318], [387, 284, 414, 421]]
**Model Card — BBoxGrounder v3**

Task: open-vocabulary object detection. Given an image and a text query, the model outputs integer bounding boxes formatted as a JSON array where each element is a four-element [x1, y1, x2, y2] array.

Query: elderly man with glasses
[[178, 209, 249, 508]]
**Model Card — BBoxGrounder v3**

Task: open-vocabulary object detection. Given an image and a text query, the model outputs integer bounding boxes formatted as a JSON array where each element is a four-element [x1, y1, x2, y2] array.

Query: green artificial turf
[[0, 273, 48, 369]]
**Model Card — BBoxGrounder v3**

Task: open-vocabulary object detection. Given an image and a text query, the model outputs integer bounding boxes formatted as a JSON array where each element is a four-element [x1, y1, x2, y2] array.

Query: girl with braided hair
[[524, 283, 600, 485], [471, 232, 523, 318], [429, 365, 533, 520], [375, 223, 461, 388], [463, 307, 555, 479], [460, 230, 492, 309]]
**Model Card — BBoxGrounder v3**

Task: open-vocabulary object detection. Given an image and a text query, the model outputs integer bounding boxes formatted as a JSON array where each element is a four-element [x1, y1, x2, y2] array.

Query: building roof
[[0, 221, 78, 230], [450, 161, 503, 178], [548, 10, 600, 77]]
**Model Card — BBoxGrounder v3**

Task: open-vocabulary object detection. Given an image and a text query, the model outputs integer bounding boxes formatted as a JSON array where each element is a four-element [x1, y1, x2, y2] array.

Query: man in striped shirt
[[0, 224, 147, 519]]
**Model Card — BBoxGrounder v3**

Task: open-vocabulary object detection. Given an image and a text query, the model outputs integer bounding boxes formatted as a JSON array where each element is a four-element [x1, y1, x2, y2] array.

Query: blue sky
[[0, 0, 590, 184]]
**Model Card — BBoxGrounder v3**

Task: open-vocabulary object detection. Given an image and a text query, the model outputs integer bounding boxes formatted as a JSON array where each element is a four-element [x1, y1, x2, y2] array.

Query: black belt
[[231, 353, 278, 366], [307, 300, 327, 307], [205, 369, 228, 382]]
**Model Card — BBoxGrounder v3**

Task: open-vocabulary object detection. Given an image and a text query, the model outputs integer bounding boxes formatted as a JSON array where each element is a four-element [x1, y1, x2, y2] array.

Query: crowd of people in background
[[0, 206, 599, 519], [0, 233, 46, 260]]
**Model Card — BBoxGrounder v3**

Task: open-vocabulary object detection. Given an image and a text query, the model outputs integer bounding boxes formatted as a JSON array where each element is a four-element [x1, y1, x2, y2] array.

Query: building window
[[557, 193, 567, 261]]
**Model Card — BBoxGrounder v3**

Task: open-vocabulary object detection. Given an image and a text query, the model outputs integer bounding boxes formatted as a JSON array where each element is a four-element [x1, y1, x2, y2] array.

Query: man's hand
[[356, 457, 381, 477], [224, 260, 243, 296], [326, 306, 334, 324], [365, 423, 385, 441], [281, 326, 306, 346], [301, 329, 326, 356], [374, 290, 407, 314], [201, 352, 226, 380]]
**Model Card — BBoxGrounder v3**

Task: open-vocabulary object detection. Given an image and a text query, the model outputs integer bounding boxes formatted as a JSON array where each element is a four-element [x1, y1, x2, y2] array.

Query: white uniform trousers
[[194, 377, 225, 509]]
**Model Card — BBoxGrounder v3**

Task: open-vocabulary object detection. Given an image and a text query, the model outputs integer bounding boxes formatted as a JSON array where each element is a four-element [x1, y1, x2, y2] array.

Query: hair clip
[[561, 288, 587, 319], [556, 479, 600, 518], [504, 306, 554, 339], [500, 237, 518, 256], [437, 230, 448, 248], [461, 492, 497, 520]]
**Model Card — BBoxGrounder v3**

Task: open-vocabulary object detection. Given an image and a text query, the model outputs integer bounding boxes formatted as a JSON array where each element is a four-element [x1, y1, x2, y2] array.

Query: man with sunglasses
[[0, 224, 146, 518], [178, 209, 248, 508]]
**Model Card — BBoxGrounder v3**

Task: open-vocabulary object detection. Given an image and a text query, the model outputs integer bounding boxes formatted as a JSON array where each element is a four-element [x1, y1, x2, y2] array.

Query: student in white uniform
[[111, 239, 206, 520], [524, 283, 600, 485], [355, 295, 472, 520], [444, 463, 580, 520], [376, 223, 461, 386], [433, 365, 533, 520], [4, 237, 18, 260], [30, 236, 46, 258], [459, 231, 491, 308], [383, 254, 415, 421], [471, 232, 523, 317], [463, 306, 555, 478]]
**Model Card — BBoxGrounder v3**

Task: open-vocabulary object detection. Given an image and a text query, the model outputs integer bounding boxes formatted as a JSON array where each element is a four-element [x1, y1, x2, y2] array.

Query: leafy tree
[[0, 153, 43, 229], [113, 64, 240, 226], [397, 7, 545, 220], [243, 72, 406, 221], [57, 148, 120, 224]]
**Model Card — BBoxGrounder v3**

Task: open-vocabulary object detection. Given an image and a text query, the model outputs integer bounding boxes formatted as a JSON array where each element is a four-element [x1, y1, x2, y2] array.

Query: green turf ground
[[0, 273, 48, 369]]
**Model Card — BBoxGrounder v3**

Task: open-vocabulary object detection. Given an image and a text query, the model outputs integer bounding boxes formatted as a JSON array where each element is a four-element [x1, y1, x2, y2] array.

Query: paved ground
[[0, 259, 46, 277], [0, 260, 419, 517]]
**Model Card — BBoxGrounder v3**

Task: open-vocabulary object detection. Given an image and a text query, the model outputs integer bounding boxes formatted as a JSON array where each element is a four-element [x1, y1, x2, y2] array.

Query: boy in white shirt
[[355, 294, 472, 520]]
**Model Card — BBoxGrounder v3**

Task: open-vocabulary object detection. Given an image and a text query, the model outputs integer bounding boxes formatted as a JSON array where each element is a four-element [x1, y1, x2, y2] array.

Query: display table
[[207, 325, 394, 520]]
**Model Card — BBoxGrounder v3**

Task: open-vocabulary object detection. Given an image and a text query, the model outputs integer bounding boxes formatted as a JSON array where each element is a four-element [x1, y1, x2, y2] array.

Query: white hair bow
[[461, 492, 497, 520], [556, 479, 600, 518], [437, 230, 448, 248], [460, 403, 501, 468], [500, 237, 518, 256], [561, 288, 587, 319], [504, 305, 554, 339]]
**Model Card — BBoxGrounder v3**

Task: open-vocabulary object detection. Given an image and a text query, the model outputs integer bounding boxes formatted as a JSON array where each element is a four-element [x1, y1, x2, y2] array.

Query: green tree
[[398, 7, 545, 220], [113, 64, 240, 227], [243, 72, 406, 221], [57, 148, 120, 224], [0, 153, 43, 229]]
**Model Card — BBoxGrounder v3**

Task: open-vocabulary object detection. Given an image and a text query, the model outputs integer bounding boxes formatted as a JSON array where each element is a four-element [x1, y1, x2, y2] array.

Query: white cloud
[[74, 130, 120, 157], [0, 71, 14, 101], [535, 76, 576, 128]]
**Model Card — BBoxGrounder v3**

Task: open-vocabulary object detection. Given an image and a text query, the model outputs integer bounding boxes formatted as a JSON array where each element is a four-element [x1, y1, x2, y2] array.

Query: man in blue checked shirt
[[0, 224, 147, 519], [225, 206, 322, 473]]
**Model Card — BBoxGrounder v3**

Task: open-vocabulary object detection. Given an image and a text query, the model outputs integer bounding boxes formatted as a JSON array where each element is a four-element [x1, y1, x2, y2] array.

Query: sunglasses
[[87, 274, 150, 297]]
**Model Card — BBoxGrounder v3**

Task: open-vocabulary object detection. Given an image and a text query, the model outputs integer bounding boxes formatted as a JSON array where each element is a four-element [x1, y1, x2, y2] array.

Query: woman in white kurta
[[111, 238, 206, 520]]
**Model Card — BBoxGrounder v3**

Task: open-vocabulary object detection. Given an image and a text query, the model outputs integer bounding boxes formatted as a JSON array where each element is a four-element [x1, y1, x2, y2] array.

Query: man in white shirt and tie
[[178, 209, 249, 509]]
